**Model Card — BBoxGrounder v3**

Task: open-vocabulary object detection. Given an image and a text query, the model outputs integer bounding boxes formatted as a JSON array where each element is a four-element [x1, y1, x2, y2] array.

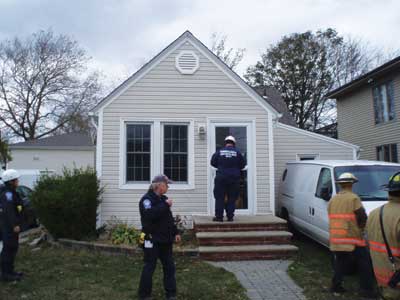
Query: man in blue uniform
[[211, 136, 246, 222], [0, 169, 23, 282], [138, 174, 181, 300]]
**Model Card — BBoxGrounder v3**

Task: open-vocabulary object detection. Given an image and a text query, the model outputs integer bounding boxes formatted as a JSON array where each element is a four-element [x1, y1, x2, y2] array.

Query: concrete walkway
[[210, 260, 306, 300]]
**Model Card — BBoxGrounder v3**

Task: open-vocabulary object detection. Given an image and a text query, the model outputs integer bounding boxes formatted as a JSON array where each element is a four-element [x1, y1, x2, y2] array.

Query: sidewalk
[[210, 260, 306, 300]]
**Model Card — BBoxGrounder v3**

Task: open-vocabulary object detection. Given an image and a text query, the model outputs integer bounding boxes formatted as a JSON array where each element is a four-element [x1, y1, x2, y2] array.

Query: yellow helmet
[[335, 172, 358, 184], [383, 171, 400, 192]]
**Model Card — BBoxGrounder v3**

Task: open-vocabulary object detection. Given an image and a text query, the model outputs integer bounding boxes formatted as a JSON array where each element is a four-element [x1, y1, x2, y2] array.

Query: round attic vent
[[175, 51, 199, 74]]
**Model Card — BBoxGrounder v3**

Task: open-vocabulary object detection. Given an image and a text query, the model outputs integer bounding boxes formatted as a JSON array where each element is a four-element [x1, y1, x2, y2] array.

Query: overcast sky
[[0, 0, 399, 85]]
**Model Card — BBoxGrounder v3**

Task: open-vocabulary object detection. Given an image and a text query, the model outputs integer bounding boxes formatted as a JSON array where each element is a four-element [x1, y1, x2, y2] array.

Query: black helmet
[[382, 171, 400, 192]]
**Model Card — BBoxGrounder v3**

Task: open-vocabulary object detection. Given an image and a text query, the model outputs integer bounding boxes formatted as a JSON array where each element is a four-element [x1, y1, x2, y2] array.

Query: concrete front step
[[196, 230, 292, 246], [193, 215, 288, 232], [199, 244, 298, 261]]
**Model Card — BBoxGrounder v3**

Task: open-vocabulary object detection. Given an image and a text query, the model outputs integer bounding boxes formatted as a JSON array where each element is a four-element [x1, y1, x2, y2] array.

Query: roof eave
[[326, 56, 400, 99]]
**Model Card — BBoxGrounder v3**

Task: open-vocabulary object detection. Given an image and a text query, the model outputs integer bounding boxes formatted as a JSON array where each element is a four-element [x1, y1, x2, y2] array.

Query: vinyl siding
[[8, 149, 94, 174], [273, 124, 355, 213], [100, 42, 271, 225], [337, 72, 400, 160]]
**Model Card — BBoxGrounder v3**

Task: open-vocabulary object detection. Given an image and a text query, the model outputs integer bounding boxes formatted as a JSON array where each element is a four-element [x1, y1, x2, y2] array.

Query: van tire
[[280, 208, 295, 235]]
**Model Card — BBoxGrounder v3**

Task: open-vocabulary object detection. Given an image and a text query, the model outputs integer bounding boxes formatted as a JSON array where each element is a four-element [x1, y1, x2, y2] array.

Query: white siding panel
[[8, 149, 95, 175], [273, 125, 355, 213], [100, 42, 271, 226]]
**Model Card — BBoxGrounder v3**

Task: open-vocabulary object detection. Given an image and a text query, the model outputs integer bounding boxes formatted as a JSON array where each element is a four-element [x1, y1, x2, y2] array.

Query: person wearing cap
[[0, 169, 24, 282], [211, 136, 246, 222], [138, 174, 181, 300], [327, 172, 375, 298], [366, 171, 400, 300]]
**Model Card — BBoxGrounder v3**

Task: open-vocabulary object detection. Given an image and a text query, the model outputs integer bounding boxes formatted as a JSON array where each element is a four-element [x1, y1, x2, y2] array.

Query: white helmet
[[1, 169, 20, 183], [336, 172, 358, 184], [224, 136, 236, 144]]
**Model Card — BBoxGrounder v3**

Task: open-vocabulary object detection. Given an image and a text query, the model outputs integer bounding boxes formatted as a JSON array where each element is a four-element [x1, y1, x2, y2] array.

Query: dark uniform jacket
[[211, 146, 246, 179], [0, 186, 23, 234], [139, 190, 178, 243]]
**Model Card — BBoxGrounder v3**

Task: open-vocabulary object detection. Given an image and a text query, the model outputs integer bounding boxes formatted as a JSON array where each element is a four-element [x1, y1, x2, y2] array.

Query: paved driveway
[[210, 260, 305, 300]]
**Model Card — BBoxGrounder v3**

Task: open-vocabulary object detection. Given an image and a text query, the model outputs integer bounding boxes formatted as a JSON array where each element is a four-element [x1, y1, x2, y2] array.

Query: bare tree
[[210, 32, 246, 70], [0, 130, 11, 167], [0, 29, 102, 140], [245, 28, 397, 131]]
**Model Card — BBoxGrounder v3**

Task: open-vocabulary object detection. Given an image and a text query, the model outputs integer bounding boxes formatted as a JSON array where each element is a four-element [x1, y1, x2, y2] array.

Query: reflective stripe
[[369, 241, 400, 256], [329, 213, 356, 220], [330, 229, 348, 235], [374, 268, 400, 289], [330, 237, 366, 247]]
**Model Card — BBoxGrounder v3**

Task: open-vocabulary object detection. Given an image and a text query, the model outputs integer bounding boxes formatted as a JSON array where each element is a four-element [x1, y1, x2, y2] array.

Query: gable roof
[[9, 132, 94, 150], [326, 55, 400, 99], [92, 31, 280, 118], [253, 86, 297, 126]]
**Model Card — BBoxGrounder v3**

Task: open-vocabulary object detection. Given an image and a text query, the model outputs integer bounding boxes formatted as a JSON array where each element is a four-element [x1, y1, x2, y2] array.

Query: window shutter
[[387, 81, 395, 120], [391, 144, 398, 163], [373, 87, 381, 124]]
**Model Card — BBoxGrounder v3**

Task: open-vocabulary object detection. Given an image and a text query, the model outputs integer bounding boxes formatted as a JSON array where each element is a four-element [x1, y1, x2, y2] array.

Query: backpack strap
[[380, 205, 396, 271]]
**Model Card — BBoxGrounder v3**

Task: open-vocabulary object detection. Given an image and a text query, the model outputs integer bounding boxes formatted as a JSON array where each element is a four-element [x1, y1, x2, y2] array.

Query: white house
[[92, 31, 358, 226], [8, 132, 95, 174]]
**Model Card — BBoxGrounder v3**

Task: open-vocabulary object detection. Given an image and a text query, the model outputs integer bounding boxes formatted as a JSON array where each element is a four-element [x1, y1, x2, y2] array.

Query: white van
[[277, 160, 400, 247]]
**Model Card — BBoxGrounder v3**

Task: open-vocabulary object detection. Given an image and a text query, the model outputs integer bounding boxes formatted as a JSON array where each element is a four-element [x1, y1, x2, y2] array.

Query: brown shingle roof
[[253, 86, 297, 127], [9, 132, 94, 150]]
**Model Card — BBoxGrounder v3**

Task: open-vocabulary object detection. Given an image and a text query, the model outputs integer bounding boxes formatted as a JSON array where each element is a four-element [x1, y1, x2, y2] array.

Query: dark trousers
[[332, 246, 375, 291], [213, 175, 240, 219], [138, 242, 176, 298], [1, 230, 19, 276]]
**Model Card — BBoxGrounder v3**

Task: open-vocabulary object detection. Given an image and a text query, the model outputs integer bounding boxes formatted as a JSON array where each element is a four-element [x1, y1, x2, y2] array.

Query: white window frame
[[296, 153, 320, 161], [119, 118, 195, 190]]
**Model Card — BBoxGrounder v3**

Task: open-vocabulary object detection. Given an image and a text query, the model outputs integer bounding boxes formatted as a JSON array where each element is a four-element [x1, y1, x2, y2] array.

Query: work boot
[[1, 273, 21, 282], [212, 217, 223, 222], [227, 217, 234, 222], [330, 285, 346, 294], [12, 271, 24, 279], [358, 289, 378, 299]]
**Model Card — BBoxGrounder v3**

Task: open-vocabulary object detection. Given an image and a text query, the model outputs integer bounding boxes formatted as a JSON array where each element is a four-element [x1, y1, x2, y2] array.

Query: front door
[[209, 122, 254, 215]]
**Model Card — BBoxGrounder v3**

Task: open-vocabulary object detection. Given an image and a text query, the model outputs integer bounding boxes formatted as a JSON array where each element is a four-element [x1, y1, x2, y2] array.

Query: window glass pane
[[126, 124, 151, 182], [384, 145, 390, 162], [163, 124, 188, 182], [387, 82, 395, 120], [381, 85, 389, 122], [391, 144, 398, 163], [316, 168, 332, 200], [373, 87, 381, 124]]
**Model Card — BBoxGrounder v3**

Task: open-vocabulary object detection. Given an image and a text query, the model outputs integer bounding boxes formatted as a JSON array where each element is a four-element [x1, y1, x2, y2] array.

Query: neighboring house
[[327, 56, 400, 162], [8, 132, 95, 174], [92, 31, 358, 226]]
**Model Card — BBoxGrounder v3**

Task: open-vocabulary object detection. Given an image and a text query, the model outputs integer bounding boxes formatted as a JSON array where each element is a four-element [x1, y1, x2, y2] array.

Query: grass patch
[[288, 233, 375, 300], [0, 244, 248, 300]]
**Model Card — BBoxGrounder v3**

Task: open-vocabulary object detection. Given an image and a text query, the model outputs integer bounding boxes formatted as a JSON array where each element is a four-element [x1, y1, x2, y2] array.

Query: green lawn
[[288, 234, 376, 300], [0, 244, 248, 300]]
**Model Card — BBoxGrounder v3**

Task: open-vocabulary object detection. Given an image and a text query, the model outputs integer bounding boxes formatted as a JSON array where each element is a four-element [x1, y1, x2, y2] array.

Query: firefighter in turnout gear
[[210, 136, 246, 222], [367, 171, 400, 300], [328, 172, 376, 298], [138, 174, 181, 300], [0, 169, 24, 282]]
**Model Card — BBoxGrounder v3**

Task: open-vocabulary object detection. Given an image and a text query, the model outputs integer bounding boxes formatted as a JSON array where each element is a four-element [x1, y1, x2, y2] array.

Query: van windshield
[[334, 165, 400, 201]]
